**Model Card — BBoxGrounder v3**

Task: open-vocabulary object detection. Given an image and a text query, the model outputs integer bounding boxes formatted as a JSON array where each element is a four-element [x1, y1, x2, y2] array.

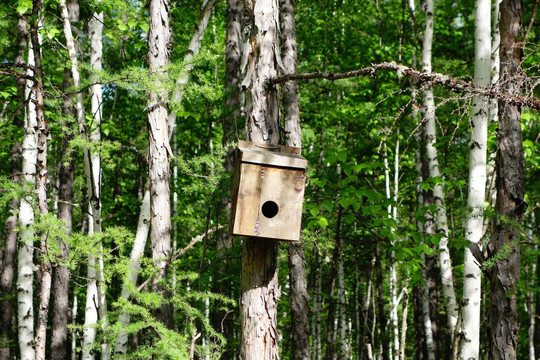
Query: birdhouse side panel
[[231, 163, 263, 237], [257, 166, 305, 241]]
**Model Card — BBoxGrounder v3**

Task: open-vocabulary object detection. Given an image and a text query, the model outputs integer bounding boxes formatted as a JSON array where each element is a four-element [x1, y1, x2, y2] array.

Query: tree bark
[[17, 17, 39, 359], [279, 0, 311, 359], [460, 0, 490, 358], [147, 0, 173, 328], [421, 0, 458, 340], [51, 67, 76, 360], [487, 1, 524, 359], [113, 190, 151, 355], [0, 14, 26, 360], [31, 0, 52, 356], [239, 1, 282, 358], [59, 1, 106, 356]]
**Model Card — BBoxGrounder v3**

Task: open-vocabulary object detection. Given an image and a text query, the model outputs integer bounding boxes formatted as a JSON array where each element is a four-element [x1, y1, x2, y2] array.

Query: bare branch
[[270, 62, 540, 110]]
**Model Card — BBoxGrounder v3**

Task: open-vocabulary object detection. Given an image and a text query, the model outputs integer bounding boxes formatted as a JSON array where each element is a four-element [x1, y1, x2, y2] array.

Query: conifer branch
[[270, 62, 540, 110]]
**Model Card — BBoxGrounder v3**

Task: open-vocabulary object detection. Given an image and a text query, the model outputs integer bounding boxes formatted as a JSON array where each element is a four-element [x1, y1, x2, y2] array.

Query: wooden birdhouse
[[229, 140, 308, 241]]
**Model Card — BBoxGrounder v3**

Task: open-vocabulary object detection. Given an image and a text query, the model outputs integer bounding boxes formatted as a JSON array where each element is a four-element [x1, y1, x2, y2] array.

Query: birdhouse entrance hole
[[262, 201, 279, 218]]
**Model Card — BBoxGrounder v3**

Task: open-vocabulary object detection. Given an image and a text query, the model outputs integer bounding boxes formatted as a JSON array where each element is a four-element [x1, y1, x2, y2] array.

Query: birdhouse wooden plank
[[230, 140, 308, 241]]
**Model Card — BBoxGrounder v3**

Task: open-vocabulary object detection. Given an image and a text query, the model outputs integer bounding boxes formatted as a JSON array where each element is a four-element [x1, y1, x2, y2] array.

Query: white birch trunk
[[399, 289, 409, 360], [384, 142, 399, 359], [422, 0, 458, 337], [33, 3, 52, 354], [460, 0, 490, 358], [337, 258, 348, 358], [59, 1, 105, 357], [72, 284, 79, 360], [88, 8, 109, 359], [147, 0, 173, 328], [17, 38, 38, 360], [113, 190, 151, 354]]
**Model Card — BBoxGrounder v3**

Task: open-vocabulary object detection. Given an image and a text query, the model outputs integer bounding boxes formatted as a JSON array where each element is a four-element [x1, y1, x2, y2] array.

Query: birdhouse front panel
[[230, 141, 307, 241]]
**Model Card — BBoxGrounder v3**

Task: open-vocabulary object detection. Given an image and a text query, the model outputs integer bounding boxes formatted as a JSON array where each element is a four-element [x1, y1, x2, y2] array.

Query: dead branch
[[270, 62, 540, 110]]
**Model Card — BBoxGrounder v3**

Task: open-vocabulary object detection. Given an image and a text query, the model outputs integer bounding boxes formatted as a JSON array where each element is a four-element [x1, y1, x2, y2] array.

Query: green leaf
[[317, 217, 329, 228]]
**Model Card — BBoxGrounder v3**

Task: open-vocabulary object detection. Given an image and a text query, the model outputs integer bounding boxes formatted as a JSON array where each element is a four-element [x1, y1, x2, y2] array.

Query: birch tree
[[487, 0, 524, 358], [421, 0, 458, 338], [239, 0, 281, 358], [460, 0, 490, 358], [17, 7, 41, 358], [59, 0, 107, 356], [147, 0, 173, 327]]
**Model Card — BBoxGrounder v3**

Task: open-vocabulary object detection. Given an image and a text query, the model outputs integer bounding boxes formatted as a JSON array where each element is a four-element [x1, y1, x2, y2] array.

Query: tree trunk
[[413, 285, 427, 360], [460, 0, 490, 358], [31, 0, 52, 356], [17, 17, 39, 358], [59, 1, 106, 356], [421, 0, 458, 340], [487, 1, 524, 359], [51, 67, 76, 360], [375, 243, 389, 360], [147, 0, 173, 328], [279, 0, 311, 359], [212, 1, 242, 356], [311, 251, 323, 360], [113, 190, 151, 355], [0, 14, 26, 360], [239, 1, 282, 358], [88, 7, 109, 359]]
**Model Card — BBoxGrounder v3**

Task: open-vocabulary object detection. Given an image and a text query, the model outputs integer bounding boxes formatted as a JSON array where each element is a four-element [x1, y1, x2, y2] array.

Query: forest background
[[0, 0, 538, 359]]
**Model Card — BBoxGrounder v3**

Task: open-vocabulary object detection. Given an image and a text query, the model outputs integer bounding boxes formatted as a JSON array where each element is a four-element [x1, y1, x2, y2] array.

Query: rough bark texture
[[240, 239, 280, 360], [460, 0, 490, 358], [51, 67, 76, 360], [0, 143, 21, 359], [280, 0, 311, 359], [213, 4, 242, 355], [240, 1, 282, 358], [32, 0, 52, 356], [241, 0, 281, 145], [0, 15, 26, 359], [147, 0, 173, 328], [413, 285, 427, 360], [487, 0, 524, 359]]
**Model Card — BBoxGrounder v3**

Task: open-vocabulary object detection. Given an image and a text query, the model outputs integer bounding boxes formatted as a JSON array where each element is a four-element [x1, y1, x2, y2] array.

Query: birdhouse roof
[[237, 140, 307, 169]]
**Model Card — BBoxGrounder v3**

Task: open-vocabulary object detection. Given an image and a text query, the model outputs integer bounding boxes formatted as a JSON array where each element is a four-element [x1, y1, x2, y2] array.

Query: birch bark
[[421, 0, 458, 338], [113, 190, 151, 355], [59, 1, 106, 357], [460, 0, 490, 358], [17, 20, 39, 358], [239, 0, 281, 358], [147, 0, 173, 327], [487, 1, 524, 358]]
